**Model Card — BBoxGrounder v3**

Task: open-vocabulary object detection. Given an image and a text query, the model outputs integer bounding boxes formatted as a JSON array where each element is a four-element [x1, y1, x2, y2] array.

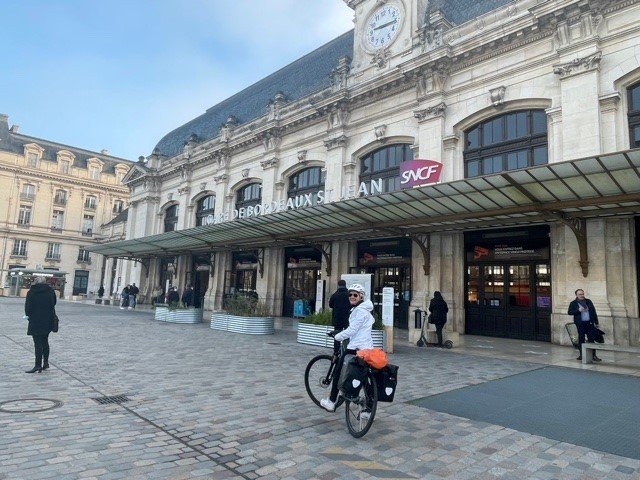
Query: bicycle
[[304, 335, 378, 438]]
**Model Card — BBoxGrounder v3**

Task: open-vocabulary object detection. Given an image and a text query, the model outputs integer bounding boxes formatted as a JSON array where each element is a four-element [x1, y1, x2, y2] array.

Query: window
[[51, 210, 65, 230], [18, 205, 32, 226], [60, 160, 70, 174], [20, 184, 36, 200], [84, 195, 97, 209], [89, 166, 100, 180], [360, 144, 413, 193], [195, 196, 215, 226], [236, 183, 262, 210], [116, 172, 125, 183], [113, 200, 124, 214], [54, 189, 67, 205], [628, 82, 640, 148], [288, 167, 325, 206], [83, 215, 94, 235], [464, 109, 548, 177], [73, 270, 89, 295], [12, 239, 27, 256], [78, 247, 90, 262], [164, 205, 179, 232], [46, 243, 61, 260], [27, 152, 38, 167]]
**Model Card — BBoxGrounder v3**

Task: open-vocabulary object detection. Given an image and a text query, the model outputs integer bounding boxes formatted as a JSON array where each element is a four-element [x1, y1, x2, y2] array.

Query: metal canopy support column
[[256, 248, 265, 278], [410, 234, 431, 276], [113, 256, 150, 276], [550, 212, 589, 277], [312, 242, 333, 276]]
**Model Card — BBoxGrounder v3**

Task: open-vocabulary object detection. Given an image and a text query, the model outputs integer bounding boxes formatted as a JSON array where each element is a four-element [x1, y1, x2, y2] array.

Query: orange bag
[[356, 348, 388, 370]]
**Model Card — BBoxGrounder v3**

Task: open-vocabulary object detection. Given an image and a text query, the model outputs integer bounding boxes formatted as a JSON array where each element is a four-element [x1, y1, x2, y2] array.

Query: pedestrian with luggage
[[568, 289, 601, 362]]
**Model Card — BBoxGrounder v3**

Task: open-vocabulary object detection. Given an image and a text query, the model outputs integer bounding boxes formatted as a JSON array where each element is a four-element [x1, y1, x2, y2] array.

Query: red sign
[[399, 159, 443, 189]]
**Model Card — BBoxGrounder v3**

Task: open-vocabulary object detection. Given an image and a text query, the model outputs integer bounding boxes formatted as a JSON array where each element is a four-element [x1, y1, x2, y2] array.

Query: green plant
[[225, 293, 271, 317], [300, 309, 332, 325], [372, 310, 384, 330]]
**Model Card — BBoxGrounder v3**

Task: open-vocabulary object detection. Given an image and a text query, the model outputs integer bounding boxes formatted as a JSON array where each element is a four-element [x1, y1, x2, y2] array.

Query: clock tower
[[344, 0, 423, 75]]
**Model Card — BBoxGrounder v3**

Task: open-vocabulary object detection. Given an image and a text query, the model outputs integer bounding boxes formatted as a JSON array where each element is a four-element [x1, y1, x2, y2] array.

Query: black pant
[[32, 334, 50, 367], [575, 321, 596, 356], [435, 324, 444, 346], [329, 348, 357, 403], [332, 327, 346, 355]]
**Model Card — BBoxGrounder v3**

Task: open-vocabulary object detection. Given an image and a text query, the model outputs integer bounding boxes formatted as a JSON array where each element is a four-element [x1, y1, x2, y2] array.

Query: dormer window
[[27, 153, 38, 168], [60, 160, 70, 174], [89, 166, 100, 180]]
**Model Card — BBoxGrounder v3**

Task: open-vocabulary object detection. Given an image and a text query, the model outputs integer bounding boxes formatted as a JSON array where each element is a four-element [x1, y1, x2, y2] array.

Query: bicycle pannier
[[374, 364, 398, 403], [340, 357, 368, 399]]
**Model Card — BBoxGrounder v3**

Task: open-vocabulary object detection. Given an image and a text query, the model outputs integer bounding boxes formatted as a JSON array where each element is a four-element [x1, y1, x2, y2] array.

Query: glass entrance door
[[283, 268, 318, 317], [466, 263, 550, 341]]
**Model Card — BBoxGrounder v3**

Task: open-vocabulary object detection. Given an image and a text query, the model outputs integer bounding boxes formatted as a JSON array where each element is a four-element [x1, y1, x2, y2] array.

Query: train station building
[[90, 0, 640, 347]]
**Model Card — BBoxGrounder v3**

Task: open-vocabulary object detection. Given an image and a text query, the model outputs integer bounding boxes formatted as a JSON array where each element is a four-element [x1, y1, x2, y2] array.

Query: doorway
[[283, 246, 321, 317]]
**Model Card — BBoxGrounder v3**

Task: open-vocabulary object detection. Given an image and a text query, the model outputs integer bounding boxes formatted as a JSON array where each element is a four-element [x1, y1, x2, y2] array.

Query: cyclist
[[320, 283, 374, 413]]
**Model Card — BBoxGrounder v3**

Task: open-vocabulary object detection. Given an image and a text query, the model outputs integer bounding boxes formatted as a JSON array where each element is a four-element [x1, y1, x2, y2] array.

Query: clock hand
[[374, 19, 397, 31]]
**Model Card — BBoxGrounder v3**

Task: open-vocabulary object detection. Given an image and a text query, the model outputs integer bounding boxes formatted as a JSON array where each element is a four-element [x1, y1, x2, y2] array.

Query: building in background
[[93, 0, 640, 347], [0, 113, 133, 298]]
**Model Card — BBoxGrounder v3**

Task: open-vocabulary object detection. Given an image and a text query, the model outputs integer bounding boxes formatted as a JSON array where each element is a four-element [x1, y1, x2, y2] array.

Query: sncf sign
[[399, 159, 443, 189]]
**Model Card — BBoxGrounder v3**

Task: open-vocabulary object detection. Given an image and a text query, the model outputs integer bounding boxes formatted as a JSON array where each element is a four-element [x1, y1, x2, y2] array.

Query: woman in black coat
[[24, 276, 57, 373], [428, 291, 449, 347]]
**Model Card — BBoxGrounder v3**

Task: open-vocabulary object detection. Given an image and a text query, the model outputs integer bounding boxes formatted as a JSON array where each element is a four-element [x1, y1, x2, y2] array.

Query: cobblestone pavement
[[1, 297, 639, 480]]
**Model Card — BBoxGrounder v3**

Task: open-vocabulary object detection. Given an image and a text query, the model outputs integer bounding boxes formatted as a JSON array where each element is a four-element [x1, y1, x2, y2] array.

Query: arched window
[[196, 195, 215, 226], [164, 205, 179, 232], [360, 144, 413, 193], [628, 82, 640, 148], [236, 183, 262, 210], [288, 167, 325, 205], [464, 109, 548, 177]]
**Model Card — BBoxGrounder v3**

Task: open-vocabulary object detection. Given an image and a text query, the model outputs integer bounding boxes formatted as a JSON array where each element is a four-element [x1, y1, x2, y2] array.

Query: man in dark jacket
[[428, 291, 449, 347], [181, 285, 194, 307], [129, 283, 140, 309], [167, 287, 180, 305], [568, 289, 601, 362], [24, 276, 56, 373], [328, 279, 351, 355]]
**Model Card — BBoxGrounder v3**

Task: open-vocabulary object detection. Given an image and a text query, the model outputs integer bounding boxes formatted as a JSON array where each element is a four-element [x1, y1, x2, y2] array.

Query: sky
[[0, 1, 354, 161]]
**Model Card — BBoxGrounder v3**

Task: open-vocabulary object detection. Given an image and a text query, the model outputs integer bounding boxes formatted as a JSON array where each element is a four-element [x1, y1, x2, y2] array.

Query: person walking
[[129, 283, 139, 309], [167, 286, 180, 305], [24, 276, 56, 373], [181, 284, 194, 307], [321, 283, 374, 413], [568, 289, 601, 362], [428, 291, 449, 347], [120, 285, 130, 309], [329, 279, 351, 356]]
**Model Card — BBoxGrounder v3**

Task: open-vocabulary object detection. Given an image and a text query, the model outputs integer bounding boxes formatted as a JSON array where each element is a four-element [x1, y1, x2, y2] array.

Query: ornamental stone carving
[[213, 149, 230, 170], [260, 157, 278, 170], [413, 102, 447, 121], [199, 182, 207, 191], [213, 173, 229, 184], [241, 168, 250, 178], [554, 10, 604, 50], [261, 129, 283, 152], [374, 125, 387, 142], [267, 92, 287, 121], [553, 52, 602, 79], [167, 193, 173, 201], [416, 65, 449, 97], [370, 48, 391, 68], [219, 116, 238, 142], [297, 150, 308, 163], [327, 104, 350, 130], [324, 135, 348, 151], [489, 86, 506, 107], [330, 56, 351, 91], [177, 186, 190, 195]]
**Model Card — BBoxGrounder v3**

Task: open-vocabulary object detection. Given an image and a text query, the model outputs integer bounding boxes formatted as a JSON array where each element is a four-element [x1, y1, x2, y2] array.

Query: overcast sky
[[1, 1, 353, 160]]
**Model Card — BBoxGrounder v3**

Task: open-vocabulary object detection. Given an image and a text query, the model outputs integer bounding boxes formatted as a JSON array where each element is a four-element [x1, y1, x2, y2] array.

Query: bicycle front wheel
[[345, 371, 377, 438]]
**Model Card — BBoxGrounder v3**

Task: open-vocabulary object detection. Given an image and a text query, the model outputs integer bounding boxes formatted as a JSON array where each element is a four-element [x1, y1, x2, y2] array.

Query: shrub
[[225, 292, 271, 317], [300, 309, 332, 325]]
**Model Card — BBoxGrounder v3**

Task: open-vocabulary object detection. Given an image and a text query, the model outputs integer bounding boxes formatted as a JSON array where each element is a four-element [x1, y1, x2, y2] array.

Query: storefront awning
[[88, 148, 640, 261]]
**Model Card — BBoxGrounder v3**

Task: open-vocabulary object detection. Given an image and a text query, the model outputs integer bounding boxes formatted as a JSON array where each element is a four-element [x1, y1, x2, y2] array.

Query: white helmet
[[348, 283, 365, 295]]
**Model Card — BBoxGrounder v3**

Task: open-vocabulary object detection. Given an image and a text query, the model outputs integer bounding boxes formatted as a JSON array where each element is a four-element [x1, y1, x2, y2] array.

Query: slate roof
[[153, 0, 515, 159], [103, 207, 129, 227], [0, 114, 133, 173]]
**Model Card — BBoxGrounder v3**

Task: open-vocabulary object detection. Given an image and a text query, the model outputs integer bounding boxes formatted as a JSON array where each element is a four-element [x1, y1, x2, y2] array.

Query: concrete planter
[[297, 323, 386, 350], [210, 313, 275, 335]]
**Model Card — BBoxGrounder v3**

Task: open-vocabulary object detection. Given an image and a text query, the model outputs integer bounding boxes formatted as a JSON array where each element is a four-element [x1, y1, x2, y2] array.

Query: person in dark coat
[[24, 276, 56, 373], [428, 291, 449, 347], [120, 285, 130, 309], [568, 289, 601, 362], [328, 279, 351, 356], [167, 287, 180, 305], [97, 285, 105, 298], [181, 285, 194, 307]]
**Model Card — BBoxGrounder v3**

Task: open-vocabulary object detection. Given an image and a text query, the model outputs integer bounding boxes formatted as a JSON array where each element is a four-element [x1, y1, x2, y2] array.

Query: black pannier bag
[[374, 364, 399, 403], [339, 357, 368, 399]]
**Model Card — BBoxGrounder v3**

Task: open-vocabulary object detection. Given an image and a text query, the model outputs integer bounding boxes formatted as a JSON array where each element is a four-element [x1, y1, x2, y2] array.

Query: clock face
[[366, 4, 401, 50]]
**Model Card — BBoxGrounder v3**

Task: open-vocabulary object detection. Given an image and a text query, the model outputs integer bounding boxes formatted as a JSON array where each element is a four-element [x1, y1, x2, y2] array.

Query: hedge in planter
[[210, 292, 274, 335], [296, 309, 386, 349]]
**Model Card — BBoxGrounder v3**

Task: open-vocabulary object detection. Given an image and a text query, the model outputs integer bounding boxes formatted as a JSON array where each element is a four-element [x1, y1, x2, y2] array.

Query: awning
[[88, 148, 640, 264]]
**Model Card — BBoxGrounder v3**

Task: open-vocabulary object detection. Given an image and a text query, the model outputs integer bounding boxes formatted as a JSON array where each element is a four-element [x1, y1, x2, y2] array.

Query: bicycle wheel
[[305, 355, 345, 409], [345, 371, 377, 438]]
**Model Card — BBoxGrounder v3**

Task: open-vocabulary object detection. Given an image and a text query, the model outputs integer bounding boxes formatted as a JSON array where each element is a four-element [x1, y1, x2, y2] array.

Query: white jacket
[[334, 299, 374, 350]]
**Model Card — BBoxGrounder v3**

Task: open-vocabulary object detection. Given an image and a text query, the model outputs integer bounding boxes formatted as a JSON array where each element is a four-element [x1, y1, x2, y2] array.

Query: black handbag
[[52, 314, 59, 333], [427, 313, 434, 324]]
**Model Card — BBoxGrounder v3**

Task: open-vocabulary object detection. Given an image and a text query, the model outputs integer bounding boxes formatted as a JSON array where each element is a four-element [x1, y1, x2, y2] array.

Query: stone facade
[[121, 0, 640, 346], [0, 114, 133, 299]]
